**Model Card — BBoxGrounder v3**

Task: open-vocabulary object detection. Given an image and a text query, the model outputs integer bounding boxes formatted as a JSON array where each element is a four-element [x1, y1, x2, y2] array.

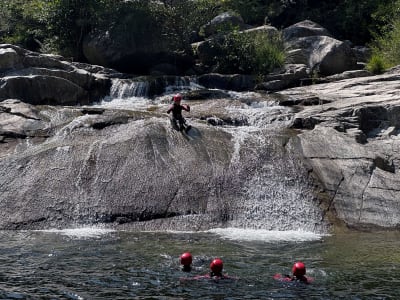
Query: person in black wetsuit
[[167, 93, 190, 131]]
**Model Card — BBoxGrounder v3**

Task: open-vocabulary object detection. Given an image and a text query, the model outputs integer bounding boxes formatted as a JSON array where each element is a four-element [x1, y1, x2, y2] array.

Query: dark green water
[[0, 228, 399, 299]]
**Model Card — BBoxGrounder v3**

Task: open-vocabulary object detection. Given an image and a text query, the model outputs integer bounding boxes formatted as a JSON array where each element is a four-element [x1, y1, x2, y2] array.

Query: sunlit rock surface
[[280, 70, 400, 230]]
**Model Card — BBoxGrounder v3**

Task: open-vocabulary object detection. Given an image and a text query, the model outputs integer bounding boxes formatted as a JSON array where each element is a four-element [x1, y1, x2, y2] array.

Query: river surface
[[0, 228, 399, 299]]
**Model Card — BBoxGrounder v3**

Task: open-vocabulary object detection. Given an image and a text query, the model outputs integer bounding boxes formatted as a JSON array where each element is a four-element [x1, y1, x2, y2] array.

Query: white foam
[[97, 96, 151, 110], [207, 228, 325, 242], [38, 227, 115, 239]]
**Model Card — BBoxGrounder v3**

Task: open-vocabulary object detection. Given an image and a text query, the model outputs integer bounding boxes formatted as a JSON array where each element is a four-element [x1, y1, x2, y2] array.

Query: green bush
[[366, 54, 387, 74], [252, 33, 285, 75], [211, 30, 285, 75], [369, 12, 400, 71]]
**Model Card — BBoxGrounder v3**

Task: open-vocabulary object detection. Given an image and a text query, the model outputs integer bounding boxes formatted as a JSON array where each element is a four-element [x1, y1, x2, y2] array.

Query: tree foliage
[[220, 0, 395, 45], [368, 0, 400, 71], [0, 0, 48, 51], [151, 0, 219, 52], [0, 0, 219, 59], [1, 0, 400, 71]]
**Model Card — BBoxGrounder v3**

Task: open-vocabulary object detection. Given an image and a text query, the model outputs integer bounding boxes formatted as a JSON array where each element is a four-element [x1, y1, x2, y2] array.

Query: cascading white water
[[220, 94, 327, 233], [99, 76, 202, 110], [109, 78, 150, 98], [107, 76, 202, 99], [164, 76, 203, 94]]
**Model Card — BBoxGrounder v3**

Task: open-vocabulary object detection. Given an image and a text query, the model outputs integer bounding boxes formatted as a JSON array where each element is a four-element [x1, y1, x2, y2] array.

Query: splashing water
[[221, 95, 327, 233], [37, 227, 116, 239], [207, 228, 325, 242]]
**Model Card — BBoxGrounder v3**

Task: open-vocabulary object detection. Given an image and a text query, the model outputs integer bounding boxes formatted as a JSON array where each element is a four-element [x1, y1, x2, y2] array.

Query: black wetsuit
[[167, 103, 189, 130]]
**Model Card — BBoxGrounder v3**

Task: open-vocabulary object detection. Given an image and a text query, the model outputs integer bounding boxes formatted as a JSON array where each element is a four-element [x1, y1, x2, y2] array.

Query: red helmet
[[292, 262, 306, 277], [210, 258, 223, 274], [173, 93, 182, 102], [180, 252, 192, 266]]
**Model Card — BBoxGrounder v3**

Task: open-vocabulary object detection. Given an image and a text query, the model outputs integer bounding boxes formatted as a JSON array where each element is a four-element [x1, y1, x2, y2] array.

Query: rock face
[[0, 96, 327, 232], [83, 31, 194, 75], [279, 70, 400, 230], [0, 44, 112, 105]]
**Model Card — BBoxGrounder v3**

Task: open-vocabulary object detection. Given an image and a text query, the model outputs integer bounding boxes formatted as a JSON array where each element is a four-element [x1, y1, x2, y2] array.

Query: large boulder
[[192, 36, 225, 67], [286, 35, 358, 76], [82, 30, 194, 75], [0, 76, 88, 105], [0, 44, 111, 105], [283, 19, 332, 41], [283, 20, 359, 76]]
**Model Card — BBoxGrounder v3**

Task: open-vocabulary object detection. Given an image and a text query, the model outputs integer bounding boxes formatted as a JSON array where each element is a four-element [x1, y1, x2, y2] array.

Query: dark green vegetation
[[207, 30, 286, 74], [1, 0, 400, 74]]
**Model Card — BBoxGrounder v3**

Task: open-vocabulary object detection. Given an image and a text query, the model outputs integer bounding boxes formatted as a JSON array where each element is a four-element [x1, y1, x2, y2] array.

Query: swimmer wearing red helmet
[[189, 258, 238, 281], [180, 252, 193, 272], [209, 258, 224, 277], [273, 261, 314, 284]]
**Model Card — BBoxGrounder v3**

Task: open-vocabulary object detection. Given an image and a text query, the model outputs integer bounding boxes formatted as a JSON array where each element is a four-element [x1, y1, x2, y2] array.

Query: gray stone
[[0, 48, 21, 70], [201, 12, 249, 38], [286, 36, 358, 76], [283, 20, 332, 41], [279, 71, 400, 229]]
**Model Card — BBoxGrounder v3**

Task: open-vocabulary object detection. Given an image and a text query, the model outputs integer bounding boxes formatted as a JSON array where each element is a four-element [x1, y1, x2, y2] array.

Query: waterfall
[[216, 94, 327, 233], [99, 76, 203, 110], [107, 76, 202, 99], [109, 79, 150, 98]]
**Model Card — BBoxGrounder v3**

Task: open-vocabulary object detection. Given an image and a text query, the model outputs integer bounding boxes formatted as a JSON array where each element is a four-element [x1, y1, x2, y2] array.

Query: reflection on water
[[0, 229, 399, 299]]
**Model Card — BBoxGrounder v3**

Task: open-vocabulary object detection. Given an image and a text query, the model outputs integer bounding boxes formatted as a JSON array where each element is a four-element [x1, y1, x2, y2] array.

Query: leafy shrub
[[366, 54, 387, 74], [369, 14, 400, 71], [211, 30, 285, 75], [252, 33, 285, 75]]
